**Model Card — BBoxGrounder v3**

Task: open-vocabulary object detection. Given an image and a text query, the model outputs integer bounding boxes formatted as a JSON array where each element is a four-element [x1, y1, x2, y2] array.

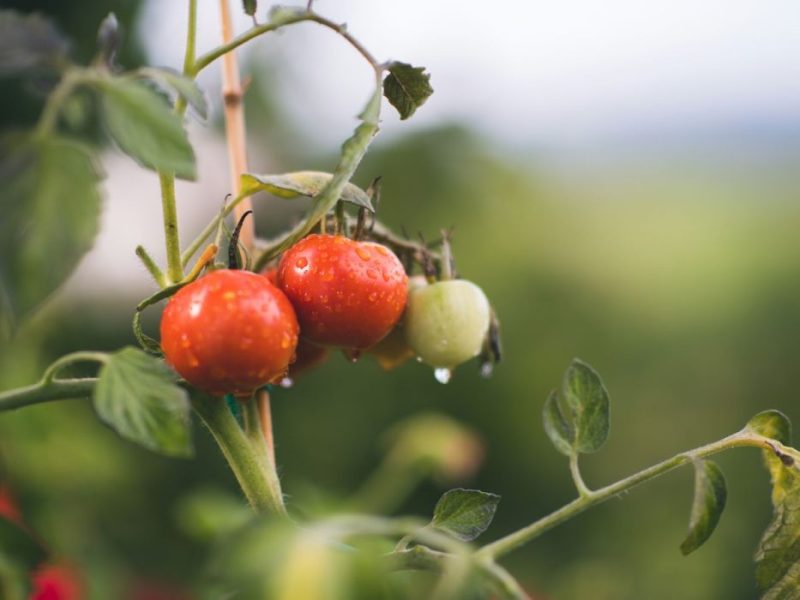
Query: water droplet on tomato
[[295, 257, 309, 271], [343, 348, 361, 362], [434, 367, 452, 384], [280, 377, 294, 389], [367, 268, 378, 279], [356, 247, 371, 261]]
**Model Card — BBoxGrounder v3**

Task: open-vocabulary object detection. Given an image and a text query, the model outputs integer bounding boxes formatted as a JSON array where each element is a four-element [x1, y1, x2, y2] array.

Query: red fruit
[[0, 484, 21, 524], [277, 234, 408, 349], [31, 564, 83, 600], [160, 270, 299, 397]]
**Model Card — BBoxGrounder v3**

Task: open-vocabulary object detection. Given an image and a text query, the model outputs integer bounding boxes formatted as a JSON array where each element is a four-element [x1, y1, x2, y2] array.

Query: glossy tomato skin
[[404, 279, 490, 369], [277, 234, 408, 349], [160, 270, 299, 397]]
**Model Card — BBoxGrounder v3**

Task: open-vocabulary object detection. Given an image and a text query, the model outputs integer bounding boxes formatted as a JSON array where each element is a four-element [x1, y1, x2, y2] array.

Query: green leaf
[[560, 358, 610, 454], [0, 135, 101, 335], [0, 10, 70, 76], [242, 0, 257, 17], [748, 410, 792, 446], [383, 62, 433, 120], [680, 459, 727, 555], [0, 517, 46, 572], [136, 67, 208, 120], [241, 171, 374, 211], [94, 347, 193, 457], [542, 389, 573, 456], [98, 78, 196, 180], [0, 553, 31, 600], [431, 488, 500, 542], [754, 445, 800, 598]]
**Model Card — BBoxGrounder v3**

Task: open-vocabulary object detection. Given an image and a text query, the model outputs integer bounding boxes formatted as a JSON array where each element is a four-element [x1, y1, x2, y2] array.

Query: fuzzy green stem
[[135, 245, 167, 287], [0, 379, 95, 411], [35, 69, 86, 137], [476, 430, 785, 561], [569, 453, 591, 498], [40, 351, 109, 384], [241, 397, 285, 511], [158, 172, 184, 284], [190, 394, 286, 516]]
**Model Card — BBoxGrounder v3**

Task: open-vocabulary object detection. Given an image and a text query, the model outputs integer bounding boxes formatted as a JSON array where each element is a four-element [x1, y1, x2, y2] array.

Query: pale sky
[[139, 0, 800, 147]]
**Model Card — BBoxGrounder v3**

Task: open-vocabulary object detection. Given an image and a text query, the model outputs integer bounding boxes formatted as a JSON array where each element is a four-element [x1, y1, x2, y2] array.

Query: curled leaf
[[680, 459, 727, 555], [241, 171, 374, 211]]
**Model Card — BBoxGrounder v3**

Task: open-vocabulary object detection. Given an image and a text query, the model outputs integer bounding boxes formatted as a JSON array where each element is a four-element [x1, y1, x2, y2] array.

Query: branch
[[476, 429, 796, 561], [0, 378, 95, 412]]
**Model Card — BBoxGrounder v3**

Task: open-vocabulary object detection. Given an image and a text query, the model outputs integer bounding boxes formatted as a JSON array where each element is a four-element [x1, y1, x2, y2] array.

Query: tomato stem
[[191, 393, 287, 516]]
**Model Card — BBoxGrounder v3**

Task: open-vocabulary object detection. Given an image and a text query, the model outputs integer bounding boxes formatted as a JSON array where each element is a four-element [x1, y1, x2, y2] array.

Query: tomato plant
[[160, 270, 299, 397], [0, 2, 798, 600], [277, 234, 408, 350]]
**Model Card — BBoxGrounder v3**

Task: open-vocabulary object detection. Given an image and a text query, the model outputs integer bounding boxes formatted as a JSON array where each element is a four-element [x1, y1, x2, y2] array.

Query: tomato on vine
[[404, 279, 491, 373], [160, 270, 299, 397], [277, 234, 408, 350]]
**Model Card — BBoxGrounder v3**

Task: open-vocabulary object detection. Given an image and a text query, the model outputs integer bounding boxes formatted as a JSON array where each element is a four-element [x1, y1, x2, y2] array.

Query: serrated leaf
[[137, 67, 208, 120], [431, 488, 500, 542], [748, 410, 793, 446], [0, 135, 101, 336], [543, 389, 573, 456], [680, 459, 727, 555], [383, 62, 433, 120], [0, 517, 46, 572], [241, 171, 374, 211], [98, 78, 196, 179], [94, 347, 193, 457], [561, 358, 610, 454], [0, 10, 70, 76], [755, 446, 800, 598]]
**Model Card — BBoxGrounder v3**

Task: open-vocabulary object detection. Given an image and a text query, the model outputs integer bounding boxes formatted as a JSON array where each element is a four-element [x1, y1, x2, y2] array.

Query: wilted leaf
[[241, 171, 374, 211], [383, 62, 433, 120], [98, 78, 196, 179], [560, 358, 610, 454], [431, 488, 500, 542], [94, 347, 193, 457], [680, 460, 727, 555], [748, 410, 792, 446], [0, 135, 101, 335], [137, 67, 208, 119], [755, 445, 800, 598], [0, 10, 69, 76], [543, 389, 573, 456]]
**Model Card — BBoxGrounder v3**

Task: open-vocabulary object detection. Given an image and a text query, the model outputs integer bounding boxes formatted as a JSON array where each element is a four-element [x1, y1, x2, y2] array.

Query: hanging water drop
[[480, 361, 494, 378], [434, 367, 452, 384], [280, 376, 294, 389]]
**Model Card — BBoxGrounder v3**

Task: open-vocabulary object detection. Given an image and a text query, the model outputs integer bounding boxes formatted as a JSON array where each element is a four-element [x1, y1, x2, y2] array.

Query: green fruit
[[404, 279, 490, 369]]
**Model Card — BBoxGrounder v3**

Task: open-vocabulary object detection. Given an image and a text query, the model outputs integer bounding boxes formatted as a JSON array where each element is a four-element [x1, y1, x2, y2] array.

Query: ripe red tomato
[[160, 270, 299, 397], [31, 563, 83, 600], [277, 234, 408, 349]]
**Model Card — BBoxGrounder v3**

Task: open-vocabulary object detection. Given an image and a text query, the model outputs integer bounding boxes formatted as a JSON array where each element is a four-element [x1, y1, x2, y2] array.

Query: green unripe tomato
[[404, 279, 491, 369]]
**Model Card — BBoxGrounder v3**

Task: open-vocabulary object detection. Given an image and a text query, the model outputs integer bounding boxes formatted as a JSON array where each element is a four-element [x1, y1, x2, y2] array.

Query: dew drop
[[480, 362, 494, 378], [434, 367, 452, 384], [368, 292, 377, 302], [355, 247, 371, 261], [367, 268, 378, 279], [343, 348, 361, 363], [280, 377, 294, 389], [416, 356, 424, 363], [295, 257, 309, 271]]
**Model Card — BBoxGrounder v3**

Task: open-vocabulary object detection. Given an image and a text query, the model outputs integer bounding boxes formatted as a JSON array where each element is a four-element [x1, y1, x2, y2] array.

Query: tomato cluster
[[159, 232, 494, 397]]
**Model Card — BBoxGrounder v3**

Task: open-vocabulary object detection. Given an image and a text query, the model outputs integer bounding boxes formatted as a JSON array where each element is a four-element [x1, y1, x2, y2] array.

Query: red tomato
[[160, 270, 299, 397], [0, 484, 21, 524], [277, 234, 408, 349], [31, 564, 83, 600]]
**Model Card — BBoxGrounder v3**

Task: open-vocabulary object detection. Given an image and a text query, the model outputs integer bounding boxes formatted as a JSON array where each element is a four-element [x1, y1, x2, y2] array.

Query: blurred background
[[2, 0, 800, 598]]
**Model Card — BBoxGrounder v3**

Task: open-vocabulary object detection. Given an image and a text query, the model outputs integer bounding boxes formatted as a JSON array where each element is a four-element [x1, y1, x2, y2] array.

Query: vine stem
[[191, 394, 286, 515], [219, 0, 255, 252], [476, 430, 787, 561]]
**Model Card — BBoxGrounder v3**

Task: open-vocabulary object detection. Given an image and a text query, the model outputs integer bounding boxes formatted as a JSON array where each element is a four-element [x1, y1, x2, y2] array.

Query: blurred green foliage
[[3, 2, 800, 599]]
